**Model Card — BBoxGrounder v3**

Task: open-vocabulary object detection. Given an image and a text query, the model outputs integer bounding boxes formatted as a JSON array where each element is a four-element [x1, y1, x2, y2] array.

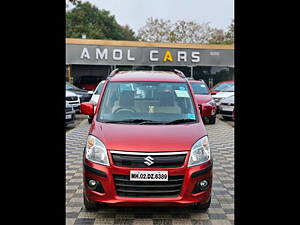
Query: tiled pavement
[[66, 119, 234, 225]]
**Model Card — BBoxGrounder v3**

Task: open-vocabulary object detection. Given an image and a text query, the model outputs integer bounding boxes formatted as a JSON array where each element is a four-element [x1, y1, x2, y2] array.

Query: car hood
[[89, 122, 207, 152], [220, 96, 235, 104], [69, 90, 88, 95], [213, 92, 234, 98], [66, 90, 77, 97], [194, 94, 212, 104]]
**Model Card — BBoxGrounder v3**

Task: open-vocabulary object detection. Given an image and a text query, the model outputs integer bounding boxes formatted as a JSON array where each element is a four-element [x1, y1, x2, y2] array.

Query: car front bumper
[[65, 112, 75, 125], [83, 158, 212, 206]]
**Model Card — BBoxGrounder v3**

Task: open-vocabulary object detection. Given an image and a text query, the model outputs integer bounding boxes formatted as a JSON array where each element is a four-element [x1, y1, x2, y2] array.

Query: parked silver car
[[66, 90, 80, 113], [219, 95, 235, 120], [65, 103, 76, 126]]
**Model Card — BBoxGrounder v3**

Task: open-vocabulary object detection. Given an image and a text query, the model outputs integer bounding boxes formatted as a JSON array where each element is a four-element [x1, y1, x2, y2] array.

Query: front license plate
[[65, 114, 72, 119], [221, 106, 234, 111], [130, 171, 168, 181]]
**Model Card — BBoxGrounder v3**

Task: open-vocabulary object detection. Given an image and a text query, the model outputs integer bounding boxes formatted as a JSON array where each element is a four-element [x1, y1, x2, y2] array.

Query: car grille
[[66, 96, 78, 101], [79, 95, 92, 103], [111, 151, 187, 168], [220, 103, 234, 106], [113, 174, 184, 197], [66, 107, 73, 112]]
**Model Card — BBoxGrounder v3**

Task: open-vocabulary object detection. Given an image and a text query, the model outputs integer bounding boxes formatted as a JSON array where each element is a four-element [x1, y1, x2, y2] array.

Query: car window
[[190, 82, 209, 95], [97, 82, 198, 124], [213, 82, 233, 91], [66, 84, 72, 90], [94, 82, 105, 95], [66, 83, 78, 90], [222, 85, 234, 92]]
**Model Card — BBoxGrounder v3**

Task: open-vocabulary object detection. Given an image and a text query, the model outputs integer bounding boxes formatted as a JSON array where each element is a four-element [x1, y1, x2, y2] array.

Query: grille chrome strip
[[110, 150, 188, 156]]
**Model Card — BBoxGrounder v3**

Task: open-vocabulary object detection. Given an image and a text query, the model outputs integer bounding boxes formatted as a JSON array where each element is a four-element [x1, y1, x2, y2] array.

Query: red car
[[188, 79, 217, 124], [210, 80, 234, 95], [77, 76, 104, 90], [81, 70, 213, 211]]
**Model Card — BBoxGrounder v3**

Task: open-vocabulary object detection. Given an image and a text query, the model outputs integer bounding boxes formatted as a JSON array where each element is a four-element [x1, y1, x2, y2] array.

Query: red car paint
[[188, 80, 216, 119], [82, 71, 212, 207], [80, 84, 98, 91], [210, 80, 234, 95]]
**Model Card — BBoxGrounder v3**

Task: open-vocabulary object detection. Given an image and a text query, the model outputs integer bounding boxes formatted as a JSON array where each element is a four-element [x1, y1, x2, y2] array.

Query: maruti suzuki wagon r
[[80, 70, 213, 211]]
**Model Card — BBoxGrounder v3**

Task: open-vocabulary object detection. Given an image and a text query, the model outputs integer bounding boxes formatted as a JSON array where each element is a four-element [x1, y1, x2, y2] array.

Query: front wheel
[[88, 116, 93, 124], [83, 193, 98, 211], [222, 116, 232, 121], [208, 116, 216, 124], [193, 198, 211, 211]]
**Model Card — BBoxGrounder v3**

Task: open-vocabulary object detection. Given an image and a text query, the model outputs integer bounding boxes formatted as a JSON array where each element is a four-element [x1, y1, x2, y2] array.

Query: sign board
[[66, 44, 234, 67]]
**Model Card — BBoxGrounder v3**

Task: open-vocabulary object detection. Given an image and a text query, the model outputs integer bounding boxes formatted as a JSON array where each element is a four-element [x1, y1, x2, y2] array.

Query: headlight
[[188, 136, 211, 167], [207, 99, 216, 105], [85, 135, 110, 166]]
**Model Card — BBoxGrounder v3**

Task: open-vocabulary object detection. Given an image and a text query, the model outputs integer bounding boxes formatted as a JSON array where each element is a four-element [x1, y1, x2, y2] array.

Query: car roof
[[187, 79, 205, 83], [218, 80, 234, 84], [108, 70, 187, 82]]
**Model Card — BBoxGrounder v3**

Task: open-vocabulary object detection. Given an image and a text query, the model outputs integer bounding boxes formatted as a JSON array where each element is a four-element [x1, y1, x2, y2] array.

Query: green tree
[[137, 17, 173, 42], [225, 20, 234, 44], [66, 2, 137, 40], [137, 17, 233, 44]]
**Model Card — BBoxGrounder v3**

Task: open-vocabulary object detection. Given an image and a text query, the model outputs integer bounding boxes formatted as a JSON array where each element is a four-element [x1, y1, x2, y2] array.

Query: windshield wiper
[[102, 119, 163, 124], [165, 119, 196, 125]]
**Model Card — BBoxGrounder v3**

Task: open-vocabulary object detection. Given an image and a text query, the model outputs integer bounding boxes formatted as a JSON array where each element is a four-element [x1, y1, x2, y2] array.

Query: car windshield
[[213, 82, 234, 91], [97, 81, 198, 124], [94, 82, 105, 95], [66, 82, 80, 90], [190, 82, 209, 95], [222, 85, 234, 92]]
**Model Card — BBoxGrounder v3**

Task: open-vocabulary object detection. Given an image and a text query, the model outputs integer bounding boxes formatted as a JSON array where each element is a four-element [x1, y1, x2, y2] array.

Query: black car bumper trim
[[191, 164, 213, 178], [83, 162, 107, 177]]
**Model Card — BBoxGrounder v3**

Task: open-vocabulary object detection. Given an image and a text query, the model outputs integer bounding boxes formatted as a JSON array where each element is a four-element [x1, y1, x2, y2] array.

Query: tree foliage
[[137, 17, 234, 44], [137, 18, 173, 42], [208, 20, 234, 44], [66, 2, 137, 41]]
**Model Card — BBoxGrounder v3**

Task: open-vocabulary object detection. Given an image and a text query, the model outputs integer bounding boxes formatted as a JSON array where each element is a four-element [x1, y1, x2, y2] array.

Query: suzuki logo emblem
[[144, 156, 154, 166]]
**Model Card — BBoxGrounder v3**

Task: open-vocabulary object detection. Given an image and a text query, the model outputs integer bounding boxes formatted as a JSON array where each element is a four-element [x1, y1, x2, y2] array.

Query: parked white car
[[66, 90, 80, 113], [219, 95, 235, 120], [88, 80, 106, 123], [212, 85, 234, 107]]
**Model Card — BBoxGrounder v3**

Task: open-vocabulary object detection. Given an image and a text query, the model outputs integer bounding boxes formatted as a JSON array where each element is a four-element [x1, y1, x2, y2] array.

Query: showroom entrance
[[66, 38, 234, 89]]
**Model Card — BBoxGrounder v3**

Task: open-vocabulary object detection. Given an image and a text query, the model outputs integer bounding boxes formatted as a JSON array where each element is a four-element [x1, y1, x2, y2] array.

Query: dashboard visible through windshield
[[97, 81, 198, 124]]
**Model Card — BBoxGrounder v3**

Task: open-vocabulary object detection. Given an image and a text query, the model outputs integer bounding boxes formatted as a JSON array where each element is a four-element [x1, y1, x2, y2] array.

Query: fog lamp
[[198, 179, 209, 190], [88, 179, 97, 188]]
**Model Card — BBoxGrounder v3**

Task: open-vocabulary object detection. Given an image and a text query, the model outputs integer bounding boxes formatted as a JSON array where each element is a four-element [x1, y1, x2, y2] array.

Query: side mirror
[[80, 103, 94, 116], [88, 91, 94, 95]]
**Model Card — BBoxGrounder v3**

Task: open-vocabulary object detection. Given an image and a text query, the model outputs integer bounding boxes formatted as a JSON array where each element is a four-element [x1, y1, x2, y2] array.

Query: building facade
[[66, 38, 234, 88]]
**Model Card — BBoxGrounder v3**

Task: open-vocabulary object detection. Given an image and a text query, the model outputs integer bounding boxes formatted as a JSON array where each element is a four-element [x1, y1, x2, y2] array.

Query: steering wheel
[[113, 107, 136, 114]]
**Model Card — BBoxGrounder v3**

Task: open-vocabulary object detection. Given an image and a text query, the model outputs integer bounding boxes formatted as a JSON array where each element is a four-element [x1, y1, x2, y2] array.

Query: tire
[[208, 116, 216, 124], [202, 117, 209, 124], [222, 116, 232, 121], [194, 198, 211, 211], [83, 193, 99, 211]]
